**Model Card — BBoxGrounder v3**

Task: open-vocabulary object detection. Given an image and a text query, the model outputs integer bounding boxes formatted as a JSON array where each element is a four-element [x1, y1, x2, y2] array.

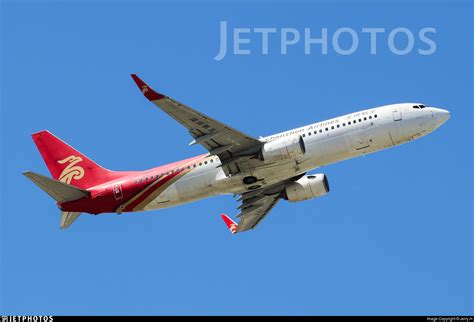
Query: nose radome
[[431, 107, 450, 127]]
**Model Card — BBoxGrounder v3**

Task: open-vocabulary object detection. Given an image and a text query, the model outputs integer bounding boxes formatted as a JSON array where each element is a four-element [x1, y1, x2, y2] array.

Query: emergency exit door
[[392, 107, 402, 121]]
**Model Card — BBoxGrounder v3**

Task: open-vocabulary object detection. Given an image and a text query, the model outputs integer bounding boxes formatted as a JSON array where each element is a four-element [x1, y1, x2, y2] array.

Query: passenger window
[[308, 132, 311, 136], [146, 177, 148, 181], [319, 129, 322, 133], [193, 164, 196, 168], [369, 116, 372, 119], [343, 123, 346, 126], [374, 114, 377, 118], [331, 126, 334, 130], [337, 124, 340, 128], [364, 117, 367, 121], [358, 118, 362, 122], [199, 162, 202, 166], [210, 159, 214, 163], [348, 121, 351, 125], [302, 134, 306, 137], [325, 128, 328, 131]]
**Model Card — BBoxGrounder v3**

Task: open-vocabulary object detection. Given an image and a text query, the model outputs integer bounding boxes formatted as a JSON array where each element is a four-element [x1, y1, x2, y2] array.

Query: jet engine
[[260, 135, 306, 162], [282, 174, 330, 202]]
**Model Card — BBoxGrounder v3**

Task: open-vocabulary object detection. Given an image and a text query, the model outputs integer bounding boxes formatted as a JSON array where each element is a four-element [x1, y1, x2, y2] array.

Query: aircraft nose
[[431, 108, 451, 127]]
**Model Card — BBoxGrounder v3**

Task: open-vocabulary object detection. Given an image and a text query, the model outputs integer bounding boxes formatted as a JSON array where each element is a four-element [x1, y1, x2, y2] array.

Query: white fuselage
[[143, 103, 450, 210]]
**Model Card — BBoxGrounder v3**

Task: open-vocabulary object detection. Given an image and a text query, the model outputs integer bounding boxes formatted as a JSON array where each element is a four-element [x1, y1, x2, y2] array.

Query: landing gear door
[[392, 107, 402, 121], [239, 160, 253, 175]]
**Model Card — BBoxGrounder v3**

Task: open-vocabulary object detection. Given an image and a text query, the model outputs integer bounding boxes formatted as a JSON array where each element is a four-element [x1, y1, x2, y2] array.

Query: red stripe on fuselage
[[122, 169, 179, 212], [121, 154, 207, 212], [60, 154, 208, 214]]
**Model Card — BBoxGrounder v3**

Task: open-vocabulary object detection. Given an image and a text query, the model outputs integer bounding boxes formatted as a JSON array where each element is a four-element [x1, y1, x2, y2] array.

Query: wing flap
[[222, 178, 302, 233], [235, 193, 281, 232]]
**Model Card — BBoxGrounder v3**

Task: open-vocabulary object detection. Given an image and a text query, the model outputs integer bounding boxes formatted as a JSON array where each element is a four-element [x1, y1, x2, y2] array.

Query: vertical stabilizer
[[31, 130, 113, 189]]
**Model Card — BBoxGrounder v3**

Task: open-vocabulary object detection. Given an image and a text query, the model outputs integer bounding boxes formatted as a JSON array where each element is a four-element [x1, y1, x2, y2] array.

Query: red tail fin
[[32, 130, 113, 189]]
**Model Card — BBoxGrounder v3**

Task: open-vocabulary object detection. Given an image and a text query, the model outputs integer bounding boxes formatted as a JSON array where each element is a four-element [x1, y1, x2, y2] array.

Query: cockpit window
[[413, 104, 426, 109]]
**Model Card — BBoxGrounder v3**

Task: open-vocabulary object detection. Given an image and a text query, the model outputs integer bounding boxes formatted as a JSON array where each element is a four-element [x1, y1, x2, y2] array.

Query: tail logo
[[58, 156, 85, 184], [230, 223, 237, 234], [141, 85, 149, 94]]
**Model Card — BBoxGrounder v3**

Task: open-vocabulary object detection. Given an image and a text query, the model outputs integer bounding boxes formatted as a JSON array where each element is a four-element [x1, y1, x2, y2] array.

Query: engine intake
[[260, 135, 306, 162], [283, 174, 330, 202]]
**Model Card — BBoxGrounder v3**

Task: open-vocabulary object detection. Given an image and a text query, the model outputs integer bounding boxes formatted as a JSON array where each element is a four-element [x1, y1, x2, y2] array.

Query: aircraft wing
[[131, 74, 262, 174], [221, 181, 291, 233]]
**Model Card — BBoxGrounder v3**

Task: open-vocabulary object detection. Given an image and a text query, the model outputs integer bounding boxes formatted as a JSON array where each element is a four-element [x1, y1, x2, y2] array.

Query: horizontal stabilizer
[[61, 212, 81, 229], [23, 171, 88, 203]]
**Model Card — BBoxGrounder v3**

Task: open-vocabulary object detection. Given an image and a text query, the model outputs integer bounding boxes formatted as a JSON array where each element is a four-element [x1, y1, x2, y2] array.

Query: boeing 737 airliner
[[24, 75, 450, 233]]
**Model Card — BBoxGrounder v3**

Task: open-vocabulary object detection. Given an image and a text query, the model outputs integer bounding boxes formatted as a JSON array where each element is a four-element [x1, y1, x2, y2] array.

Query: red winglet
[[130, 74, 166, 101], [221, 214, 238, 234]]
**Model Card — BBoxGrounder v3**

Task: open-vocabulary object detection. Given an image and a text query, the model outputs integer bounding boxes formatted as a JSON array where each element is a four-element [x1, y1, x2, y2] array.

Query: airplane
[[23, 74, 450, 233]]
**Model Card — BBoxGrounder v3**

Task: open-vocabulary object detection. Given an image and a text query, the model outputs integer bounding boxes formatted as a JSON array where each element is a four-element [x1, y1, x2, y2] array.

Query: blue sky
[[1, 0, 472, 316]]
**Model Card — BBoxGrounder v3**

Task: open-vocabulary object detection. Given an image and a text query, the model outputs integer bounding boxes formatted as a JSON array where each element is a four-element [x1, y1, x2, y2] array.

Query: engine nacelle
[[283, 174, 330, 202], [260, 135, 306, 162]]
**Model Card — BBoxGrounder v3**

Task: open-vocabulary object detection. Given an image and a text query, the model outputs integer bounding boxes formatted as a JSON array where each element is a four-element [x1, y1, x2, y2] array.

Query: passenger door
[[392, 107, 402, 121]]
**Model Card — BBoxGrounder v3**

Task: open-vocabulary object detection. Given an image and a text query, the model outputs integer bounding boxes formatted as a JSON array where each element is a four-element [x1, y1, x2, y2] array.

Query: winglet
[[130, 74, 166, 101], [221, 214, 238, 234]]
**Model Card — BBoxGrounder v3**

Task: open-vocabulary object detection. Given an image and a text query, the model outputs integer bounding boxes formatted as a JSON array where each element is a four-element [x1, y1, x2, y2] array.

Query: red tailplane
[[32, 130, 114, 189]]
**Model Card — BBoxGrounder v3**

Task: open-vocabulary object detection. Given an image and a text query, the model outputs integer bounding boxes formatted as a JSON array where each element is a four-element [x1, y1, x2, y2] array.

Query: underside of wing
[[221, 180, 297, 233], [235, 192, 281, 233]]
